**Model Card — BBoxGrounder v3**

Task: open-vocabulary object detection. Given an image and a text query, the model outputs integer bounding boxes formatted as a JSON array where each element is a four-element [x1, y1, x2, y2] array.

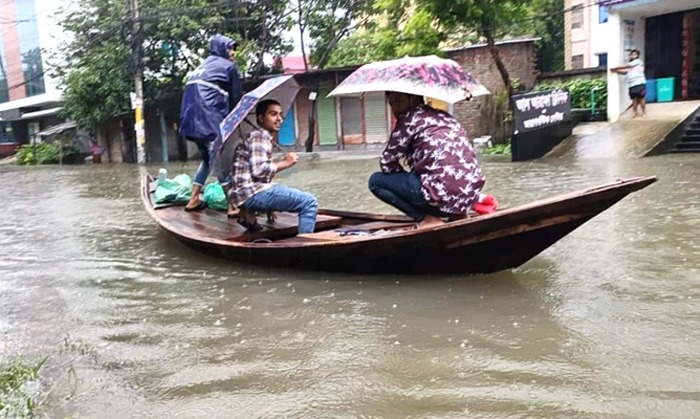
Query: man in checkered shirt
[[229, 99, 318, 234]]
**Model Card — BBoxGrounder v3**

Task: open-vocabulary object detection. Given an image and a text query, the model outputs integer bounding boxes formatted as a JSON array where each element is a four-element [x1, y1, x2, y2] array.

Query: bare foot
[[417, 215, 445, 229], [266, 212, 277, 223], [227, 205, 239, 218], [184, 197, 204, 211], [448, 213, 469, 222]]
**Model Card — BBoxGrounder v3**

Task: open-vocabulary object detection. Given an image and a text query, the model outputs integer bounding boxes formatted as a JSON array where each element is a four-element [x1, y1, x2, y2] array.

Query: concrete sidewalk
[[547, 100, 700, 159]]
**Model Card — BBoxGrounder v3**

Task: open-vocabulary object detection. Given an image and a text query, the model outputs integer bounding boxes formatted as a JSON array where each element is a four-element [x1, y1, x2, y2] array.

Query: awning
[[21, 107, 62, 120], [35, 121, 77, 138]]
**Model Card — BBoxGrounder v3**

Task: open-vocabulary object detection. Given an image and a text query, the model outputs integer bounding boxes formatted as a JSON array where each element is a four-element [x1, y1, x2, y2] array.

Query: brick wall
[[448, 40, 539, 142]]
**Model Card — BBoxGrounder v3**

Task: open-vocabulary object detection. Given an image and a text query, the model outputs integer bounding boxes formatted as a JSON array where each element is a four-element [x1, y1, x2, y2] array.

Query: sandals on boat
[[184, 201, 207, 212]]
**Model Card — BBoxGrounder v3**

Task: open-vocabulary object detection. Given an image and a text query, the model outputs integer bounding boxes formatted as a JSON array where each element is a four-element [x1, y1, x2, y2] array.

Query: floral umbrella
[[211, 75, 299, 179], [328, 55, 490, 104]]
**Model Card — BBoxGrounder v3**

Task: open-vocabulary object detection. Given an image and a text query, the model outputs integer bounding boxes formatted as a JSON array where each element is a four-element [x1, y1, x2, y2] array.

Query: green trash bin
[[657, 77, 675, 102]]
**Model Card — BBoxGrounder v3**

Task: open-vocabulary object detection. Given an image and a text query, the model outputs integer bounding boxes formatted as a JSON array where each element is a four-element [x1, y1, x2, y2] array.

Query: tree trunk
[[305, 82, 318, 152], [482, 26, 514, 100]]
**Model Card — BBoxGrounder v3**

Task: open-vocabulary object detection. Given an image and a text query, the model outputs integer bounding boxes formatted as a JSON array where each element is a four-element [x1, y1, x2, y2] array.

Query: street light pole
[[128, 0, 147, 163]]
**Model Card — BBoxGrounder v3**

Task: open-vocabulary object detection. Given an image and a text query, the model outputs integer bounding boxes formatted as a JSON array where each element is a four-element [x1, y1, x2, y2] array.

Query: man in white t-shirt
[[611, 49, 647, 118]]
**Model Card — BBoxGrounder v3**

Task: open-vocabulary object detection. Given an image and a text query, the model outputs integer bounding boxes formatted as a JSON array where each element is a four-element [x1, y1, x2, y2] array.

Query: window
[[572, 4, 584, 29], [572, 54, 584, 69], [599, 5, 609, 24], [597, 53, 608, 67]]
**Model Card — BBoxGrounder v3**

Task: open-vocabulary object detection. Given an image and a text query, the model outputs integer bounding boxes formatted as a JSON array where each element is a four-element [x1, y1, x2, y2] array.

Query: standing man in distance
[[611, 49, 647, 118], [179, 33, 242, 214]]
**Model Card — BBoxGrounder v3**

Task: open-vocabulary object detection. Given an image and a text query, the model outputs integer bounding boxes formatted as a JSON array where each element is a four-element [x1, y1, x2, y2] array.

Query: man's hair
[[631, 49, 640, 55], [255, 99, 281, 119]]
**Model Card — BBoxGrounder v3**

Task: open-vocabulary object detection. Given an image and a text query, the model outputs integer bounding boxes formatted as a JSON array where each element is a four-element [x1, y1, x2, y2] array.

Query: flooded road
[[1, 154, 699, 418]]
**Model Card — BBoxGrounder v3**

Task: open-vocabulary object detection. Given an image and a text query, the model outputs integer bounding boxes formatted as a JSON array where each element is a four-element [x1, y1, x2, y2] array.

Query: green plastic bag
[[154, 173, 193, 204], [202, 182, 228, 211]]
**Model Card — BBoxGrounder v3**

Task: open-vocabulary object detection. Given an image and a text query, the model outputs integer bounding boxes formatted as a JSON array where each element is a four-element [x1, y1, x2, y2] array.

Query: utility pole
[[128, 0, 147, 163]]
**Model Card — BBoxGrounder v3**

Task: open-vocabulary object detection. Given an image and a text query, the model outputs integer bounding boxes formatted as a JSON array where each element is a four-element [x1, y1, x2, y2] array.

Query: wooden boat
[[141, 174, 656, 274]]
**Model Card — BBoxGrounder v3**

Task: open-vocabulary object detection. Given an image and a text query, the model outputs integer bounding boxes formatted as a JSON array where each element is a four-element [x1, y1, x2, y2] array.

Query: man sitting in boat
[[229, 99, 318, 233], [368, 91, 485, 228]]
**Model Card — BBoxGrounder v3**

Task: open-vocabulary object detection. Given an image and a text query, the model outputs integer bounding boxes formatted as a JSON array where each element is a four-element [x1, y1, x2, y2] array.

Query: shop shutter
[[340, 96, 363, 144], [363, 93, 388, 143], [317, 85, 338, 145], [278, 105, 296, 146]]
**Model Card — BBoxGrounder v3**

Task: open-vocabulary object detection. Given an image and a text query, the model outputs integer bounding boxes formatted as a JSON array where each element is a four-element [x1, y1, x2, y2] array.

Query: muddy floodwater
[[1, 153, 699, 418]]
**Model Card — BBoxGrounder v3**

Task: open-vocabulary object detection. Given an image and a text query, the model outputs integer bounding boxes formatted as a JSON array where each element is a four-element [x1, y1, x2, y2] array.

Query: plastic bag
[[154, 173, 193, 204], [202, 182, 228, 211]]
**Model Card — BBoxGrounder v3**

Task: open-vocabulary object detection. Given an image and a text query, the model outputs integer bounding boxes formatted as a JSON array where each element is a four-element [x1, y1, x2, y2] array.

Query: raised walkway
[[547, 101, 700, 159]]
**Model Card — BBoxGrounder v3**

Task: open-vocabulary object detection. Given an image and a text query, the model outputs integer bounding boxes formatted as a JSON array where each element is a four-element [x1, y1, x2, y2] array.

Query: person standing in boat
[[179, 34, 242, 214], [368, 91, 485, 228], [229, 99, 318, 234]]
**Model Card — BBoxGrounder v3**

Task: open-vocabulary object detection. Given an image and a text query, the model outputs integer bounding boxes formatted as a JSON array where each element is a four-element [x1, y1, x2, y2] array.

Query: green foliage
[[332, 0, 565, 75], [529, 0, 565, 72], [325, 4, 445, 67], [535, 78, 607, 110], [0, 358, 46, 418], [15, 142, 82, 166], [52, 0, 293, 129], [302, 0, 374, 68], [482, 142, 511, 155]]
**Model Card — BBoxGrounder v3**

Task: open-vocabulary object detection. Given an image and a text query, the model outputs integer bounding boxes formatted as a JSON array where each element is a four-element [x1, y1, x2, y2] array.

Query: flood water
[[1, 153, 699, 418]]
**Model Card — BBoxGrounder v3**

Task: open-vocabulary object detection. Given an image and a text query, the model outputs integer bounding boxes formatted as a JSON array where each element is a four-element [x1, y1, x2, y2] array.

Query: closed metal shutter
[[317, 85, 338, 146], [363, 93, 388, 143], [340, 96, 363, 144]]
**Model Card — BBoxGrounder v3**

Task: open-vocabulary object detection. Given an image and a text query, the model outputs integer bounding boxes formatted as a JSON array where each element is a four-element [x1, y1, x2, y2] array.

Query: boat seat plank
[[156, 207, 342, 242]]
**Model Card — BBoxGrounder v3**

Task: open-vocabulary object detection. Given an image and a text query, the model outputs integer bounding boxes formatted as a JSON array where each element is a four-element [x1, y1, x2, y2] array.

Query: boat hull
[[141, 175, 656, 274]]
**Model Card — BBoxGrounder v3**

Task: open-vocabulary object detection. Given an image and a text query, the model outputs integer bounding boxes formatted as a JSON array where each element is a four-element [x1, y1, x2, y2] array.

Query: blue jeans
[[191, 137, 229, 187], [241, 184, 318, 234], [368, 172, 442, 221]]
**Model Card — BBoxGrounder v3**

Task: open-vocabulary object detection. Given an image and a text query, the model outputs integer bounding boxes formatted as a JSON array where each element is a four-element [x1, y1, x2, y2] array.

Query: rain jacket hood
[[209, 34, 237, 59], [178, 34, 242, 143]]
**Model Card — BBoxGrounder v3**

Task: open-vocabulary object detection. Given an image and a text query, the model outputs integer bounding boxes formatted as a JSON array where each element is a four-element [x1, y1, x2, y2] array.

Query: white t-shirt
[[626, 59, 646, 88]]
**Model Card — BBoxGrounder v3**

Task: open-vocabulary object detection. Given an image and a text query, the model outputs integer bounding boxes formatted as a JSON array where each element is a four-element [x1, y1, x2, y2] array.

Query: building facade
[[271, 39, 540, 150], [603, 0, 700, 121], [564, 0, 613, 70], [0, 0, 66, 144], [565, 0, 700, 121]]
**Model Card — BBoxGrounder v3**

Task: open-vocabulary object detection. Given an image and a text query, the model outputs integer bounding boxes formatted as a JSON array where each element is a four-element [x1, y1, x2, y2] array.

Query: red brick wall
[[448, 41, 539, 142]]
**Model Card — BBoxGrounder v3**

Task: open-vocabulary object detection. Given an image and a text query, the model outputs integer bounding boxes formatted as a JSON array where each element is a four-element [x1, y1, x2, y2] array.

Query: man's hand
[[278, 153, 299, 171], [284, 153, 299, 165]]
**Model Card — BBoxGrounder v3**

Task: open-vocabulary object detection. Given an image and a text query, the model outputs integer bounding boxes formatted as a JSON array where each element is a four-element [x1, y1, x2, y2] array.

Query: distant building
[[280, 56, 309, 74], [566, 0, 700, 121], [0, 0, 68, 144], [564, 0, 612, 70]]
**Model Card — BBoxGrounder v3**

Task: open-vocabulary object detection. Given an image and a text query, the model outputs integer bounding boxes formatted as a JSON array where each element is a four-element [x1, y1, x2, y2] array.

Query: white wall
[[606, 11, 646, 122], [589, 4, 613, 66]]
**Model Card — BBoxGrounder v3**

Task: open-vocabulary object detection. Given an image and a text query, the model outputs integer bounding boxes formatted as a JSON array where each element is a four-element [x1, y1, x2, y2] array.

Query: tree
[[418, 0, 533, 99], [52, 0, 293, 133], [528, 0, 565, 73]]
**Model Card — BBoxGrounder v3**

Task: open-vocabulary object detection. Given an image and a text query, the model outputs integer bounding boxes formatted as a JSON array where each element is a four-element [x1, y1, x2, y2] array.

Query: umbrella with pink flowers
[[328, 55, 490, 103]]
